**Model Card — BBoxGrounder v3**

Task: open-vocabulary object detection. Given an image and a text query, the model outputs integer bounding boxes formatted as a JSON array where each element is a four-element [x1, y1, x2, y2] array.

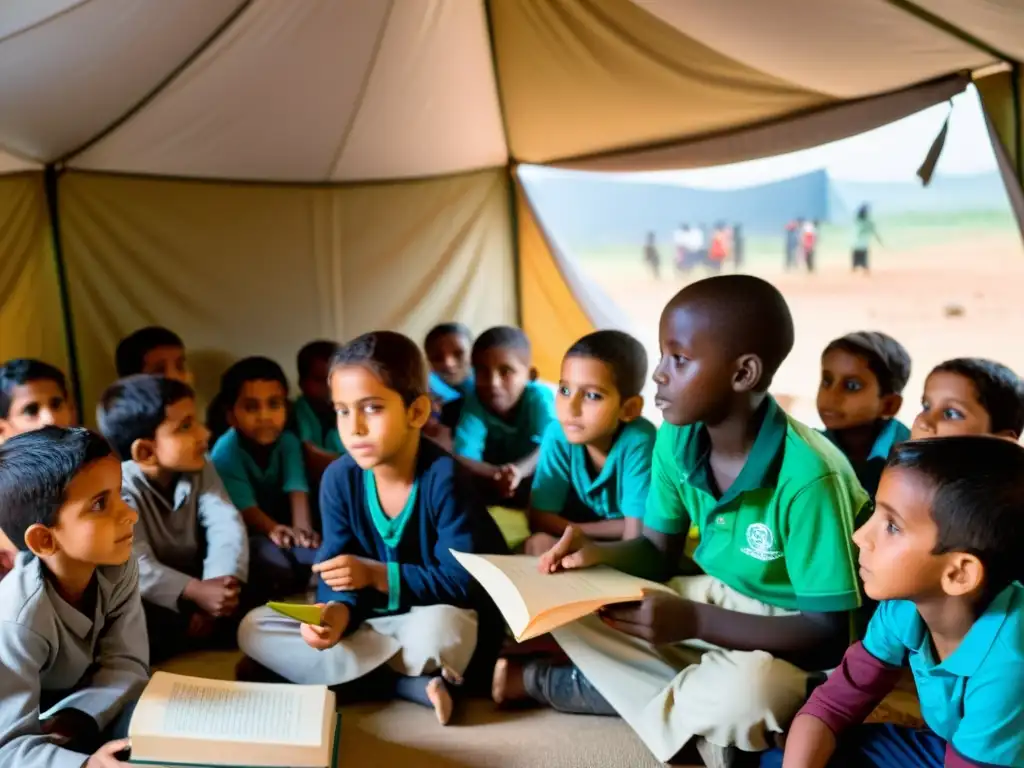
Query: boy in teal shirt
[[521, 276, 866, 766], [524, 329, 654, 552], [818, 331, 911, 499], [769, 437, 1024, 768], [452, 326, 555, 507], [910, 357, 1024, 441], [211, 357, 318, 599], [293, 340, 343, 456]]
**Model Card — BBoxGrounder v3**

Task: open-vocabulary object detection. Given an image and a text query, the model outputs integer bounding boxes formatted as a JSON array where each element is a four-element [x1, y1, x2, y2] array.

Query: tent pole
[[885, 0, 1014, 63], [43, 165, 84, 417], [507, 166, 522, 327], [1012, 63, 1023, 180]]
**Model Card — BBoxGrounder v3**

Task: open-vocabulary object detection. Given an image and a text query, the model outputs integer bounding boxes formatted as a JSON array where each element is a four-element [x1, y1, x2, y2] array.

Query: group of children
[[1, 274, 1024, 768]]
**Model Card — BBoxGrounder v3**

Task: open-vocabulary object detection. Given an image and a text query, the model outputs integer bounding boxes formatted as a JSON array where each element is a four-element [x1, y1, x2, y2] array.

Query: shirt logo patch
[[741, 523, 782, 562]]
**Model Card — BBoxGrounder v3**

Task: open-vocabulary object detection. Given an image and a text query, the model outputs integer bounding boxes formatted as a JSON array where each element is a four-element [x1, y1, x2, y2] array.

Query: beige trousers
[[237, 604, 478, 686], [552, 575, 808, 763]]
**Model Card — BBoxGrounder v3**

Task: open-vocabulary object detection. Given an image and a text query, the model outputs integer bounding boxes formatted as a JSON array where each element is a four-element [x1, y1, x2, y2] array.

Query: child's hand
[[523, 532, 559, 557], [40, 708, 98, 748], [293, 528, 321, 549], [537, 526, 601, 573], [86, 739, 131, 768], [268, 524, 296, 548], [599, 590, 696, 645], [183, 576, 240, 617], [493, 464, 523, 498], [301, 602, 348, 650], [313, 555, 384, 592]]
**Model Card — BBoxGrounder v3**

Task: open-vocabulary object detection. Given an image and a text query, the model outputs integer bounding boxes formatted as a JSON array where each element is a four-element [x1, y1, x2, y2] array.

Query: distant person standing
[[732, 223, 745, 271], [673, 223, 690, 275], [784, 218, 800, 271], [708, 222, 729, 274], [691, 223, 707, 270], [851, 204, 881, 274], [643, 230, 661, 279], [802, 219, 819, 273]]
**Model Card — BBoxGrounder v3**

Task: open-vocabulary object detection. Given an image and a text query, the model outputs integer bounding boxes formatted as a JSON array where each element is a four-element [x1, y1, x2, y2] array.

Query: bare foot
[[491, 657, 529, 706], [426, 677, 453, 726]]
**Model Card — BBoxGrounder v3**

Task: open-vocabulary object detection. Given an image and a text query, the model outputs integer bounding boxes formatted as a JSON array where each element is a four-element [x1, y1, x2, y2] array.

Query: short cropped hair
[[115, 327, 184, 377], [297, 341, 338, 381], [823, 331, 911, 396], [887, 437, 1024, 592], [97, 375, 195, 461], [424, 323, 472, 353], [0, 427, 113, 550], [928, 358, 1024, 437], [472, 326, 531, 365], [565, 330, 648, 399], [218, 357, 289, 408], [0, 359, 69, 419], [330, 331, 428, 406]]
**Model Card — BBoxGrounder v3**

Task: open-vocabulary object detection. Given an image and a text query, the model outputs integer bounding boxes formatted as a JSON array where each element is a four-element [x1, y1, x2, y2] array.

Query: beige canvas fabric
[[57, 169, 515, 421], [552, 575, 807, 763]]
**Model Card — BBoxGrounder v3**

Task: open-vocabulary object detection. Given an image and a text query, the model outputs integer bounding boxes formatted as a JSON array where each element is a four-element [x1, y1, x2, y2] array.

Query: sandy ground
[[580, 230, 1024, 427]]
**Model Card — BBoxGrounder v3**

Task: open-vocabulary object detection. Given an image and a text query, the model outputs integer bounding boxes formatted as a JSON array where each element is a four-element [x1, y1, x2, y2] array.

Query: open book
[[129, 672, 339, 767], [451, 551, 670, 641]]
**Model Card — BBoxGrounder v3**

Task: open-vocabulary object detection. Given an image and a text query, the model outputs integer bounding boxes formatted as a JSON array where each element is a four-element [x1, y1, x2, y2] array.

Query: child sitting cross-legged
[[0, 427, 148, 767], [910, 357, 1024, 441], [237, 332, 507, 725], [452, 326, 556, 507], [818, 331, 912, 499], [764, 436, 1024, 768], [522, 329, 655, 556], [210, 357, 318, 600], [98, 374, 249, 664]]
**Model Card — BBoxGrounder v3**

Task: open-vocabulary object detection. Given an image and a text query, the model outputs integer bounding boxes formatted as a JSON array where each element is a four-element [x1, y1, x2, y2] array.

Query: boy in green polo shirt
[[211, 357, 318, 600], [768, 437, 1024, 768], [529, 275, 866, 766], [522, 329, 654, 553], [818, 331, 912, 499], [452, 326, 556, 507]]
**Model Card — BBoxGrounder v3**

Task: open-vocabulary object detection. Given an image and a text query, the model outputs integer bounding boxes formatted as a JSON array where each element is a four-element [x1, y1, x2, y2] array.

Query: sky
[[635, 85, 998, 189]]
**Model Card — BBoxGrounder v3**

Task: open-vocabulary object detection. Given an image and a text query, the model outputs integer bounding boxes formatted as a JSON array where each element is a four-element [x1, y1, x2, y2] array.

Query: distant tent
[[0, 0, 1022, 416]]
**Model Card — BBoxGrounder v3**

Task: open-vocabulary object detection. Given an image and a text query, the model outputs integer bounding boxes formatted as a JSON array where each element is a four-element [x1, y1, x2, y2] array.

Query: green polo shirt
[[292, 395, 345, 455], [531, 417, 656, 522], [645, 397, 866, 613], [453, 382, 556, 465], [210, 428, 309, 524], [864, 584, 1024, 766]]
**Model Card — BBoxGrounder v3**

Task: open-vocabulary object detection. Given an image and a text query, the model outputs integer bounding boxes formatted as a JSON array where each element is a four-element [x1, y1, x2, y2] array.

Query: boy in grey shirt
[[0, 427, 149, 768], [98, 375, 248, 663]]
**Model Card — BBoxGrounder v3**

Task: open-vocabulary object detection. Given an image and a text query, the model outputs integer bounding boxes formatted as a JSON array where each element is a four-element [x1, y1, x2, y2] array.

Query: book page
[[131, 673, 324, 747]]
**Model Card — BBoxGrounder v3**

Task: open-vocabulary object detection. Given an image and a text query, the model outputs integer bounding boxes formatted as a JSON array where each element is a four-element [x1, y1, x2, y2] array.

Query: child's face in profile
[[330, 365, 428, 469], [556, 356, 632, 447], [817, 348, 896, 431], [427, 333, 471, 388], [229, 379, 288, 446], [853, 467, 947, 602], [652, 304, 735, 427], [149, 397, 209, 473], [300, 356, 332, 410], [911, 371, 994, 440], [32, 456, 138, 566], [141, 345, 193, 387], [0, 379, 74, 441], [474, 347, 534, 418]]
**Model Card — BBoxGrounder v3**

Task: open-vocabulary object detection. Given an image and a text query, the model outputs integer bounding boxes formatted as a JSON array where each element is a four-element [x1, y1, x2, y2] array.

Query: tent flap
[[58, 169, 516, 418]]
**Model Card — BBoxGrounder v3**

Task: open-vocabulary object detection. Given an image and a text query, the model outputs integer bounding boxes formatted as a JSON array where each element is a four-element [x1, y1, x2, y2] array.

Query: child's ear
[[879, 394, 902, 420], [941, 552, 985, 598], [619, 395, 643, 422], [408, 394, 433, 429], [130, 438, 158, 467], [529, 367, 539, 382], [24, 524, 57, 558], [0, 419, 10, 444], [732, 354, 763, 393], [226, 409, 237, 429]]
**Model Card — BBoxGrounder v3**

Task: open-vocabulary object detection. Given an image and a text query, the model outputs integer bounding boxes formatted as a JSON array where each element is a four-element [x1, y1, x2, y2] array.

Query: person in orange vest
[[708, 221, 729, 273]]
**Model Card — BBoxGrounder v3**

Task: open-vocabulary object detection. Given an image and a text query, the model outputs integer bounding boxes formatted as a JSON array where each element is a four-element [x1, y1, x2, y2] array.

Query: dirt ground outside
[[574, 223, 1024, 429]]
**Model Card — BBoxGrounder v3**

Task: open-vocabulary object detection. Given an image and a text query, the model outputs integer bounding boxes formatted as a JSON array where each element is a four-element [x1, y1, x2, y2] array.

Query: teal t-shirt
[[292, 395, 344, 455], [453, 382, 556, 465], [822, 418, 910, 501], [531, 418, 656, 522], [863, 584, 1024, 767], [210, 428, 309, 523]]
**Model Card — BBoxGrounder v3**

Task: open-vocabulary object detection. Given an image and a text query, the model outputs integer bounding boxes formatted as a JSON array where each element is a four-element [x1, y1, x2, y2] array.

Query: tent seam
[[0, 0, 95, 46], [324, 0, 396, 181], [56, 0, 255, 165], [883, 0, 1014, 64]]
